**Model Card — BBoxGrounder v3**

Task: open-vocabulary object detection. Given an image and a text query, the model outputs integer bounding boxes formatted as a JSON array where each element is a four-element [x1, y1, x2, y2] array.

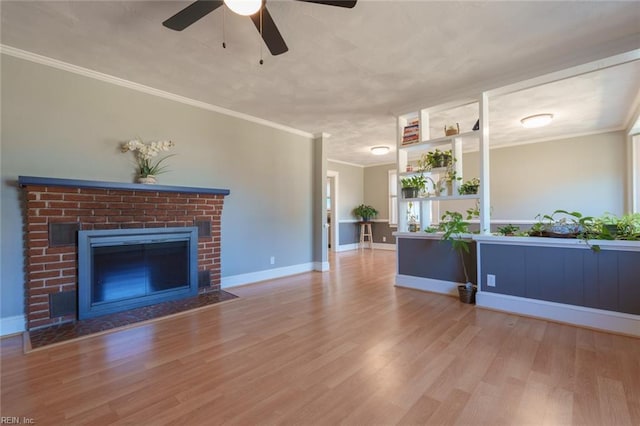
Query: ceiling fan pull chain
[[222, 5, 226, 49], [259, 8, 264, 65]]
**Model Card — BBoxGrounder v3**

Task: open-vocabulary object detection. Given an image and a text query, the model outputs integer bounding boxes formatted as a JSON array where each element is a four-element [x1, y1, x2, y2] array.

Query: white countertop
[[393, 232, 640, 251]]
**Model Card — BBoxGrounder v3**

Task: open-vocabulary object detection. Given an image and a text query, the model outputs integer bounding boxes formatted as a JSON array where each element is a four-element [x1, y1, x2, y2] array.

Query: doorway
[[327, 170, 339, 254]]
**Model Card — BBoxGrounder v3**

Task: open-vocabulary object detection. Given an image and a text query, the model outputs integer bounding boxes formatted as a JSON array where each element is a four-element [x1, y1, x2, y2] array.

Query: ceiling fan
[[162, 0, 357, 56]]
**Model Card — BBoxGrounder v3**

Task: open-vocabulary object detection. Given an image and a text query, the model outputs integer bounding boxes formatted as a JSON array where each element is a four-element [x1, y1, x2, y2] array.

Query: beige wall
[[439, 131, 627, 220], [363, 163, 395, 220], [1, 54, 315, 320], [327, 160, 363, 220]]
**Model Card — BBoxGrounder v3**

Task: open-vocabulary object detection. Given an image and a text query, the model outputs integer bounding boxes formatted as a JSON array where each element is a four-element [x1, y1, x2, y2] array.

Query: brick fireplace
[[19, 176, 230, 330]]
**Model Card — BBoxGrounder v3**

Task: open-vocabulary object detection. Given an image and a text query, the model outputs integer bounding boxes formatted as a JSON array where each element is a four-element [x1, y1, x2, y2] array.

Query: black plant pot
[[402, 187, 419, 199], [460, 185, 479, 195], [458, 284, 476, 304]]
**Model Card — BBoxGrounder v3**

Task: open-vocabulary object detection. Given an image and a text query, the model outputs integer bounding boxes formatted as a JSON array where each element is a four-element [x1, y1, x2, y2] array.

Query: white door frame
[[632, 134, 639, 213], [327, 170, 339, 252]]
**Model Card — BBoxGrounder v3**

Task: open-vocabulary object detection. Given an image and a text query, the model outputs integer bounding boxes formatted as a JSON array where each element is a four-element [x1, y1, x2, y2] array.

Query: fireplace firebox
[[78, 227, 198, 319]]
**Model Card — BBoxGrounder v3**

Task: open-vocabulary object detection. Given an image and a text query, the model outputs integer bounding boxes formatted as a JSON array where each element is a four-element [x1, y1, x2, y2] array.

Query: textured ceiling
[[421, 61, 640, 152], [1, 1, 639, 165]]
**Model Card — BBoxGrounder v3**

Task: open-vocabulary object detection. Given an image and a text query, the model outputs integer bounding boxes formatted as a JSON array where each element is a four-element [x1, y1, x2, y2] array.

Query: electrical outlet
[[382, 236, 387, 242], [270, 256, 275, 265], [487, 274, 496, 287]]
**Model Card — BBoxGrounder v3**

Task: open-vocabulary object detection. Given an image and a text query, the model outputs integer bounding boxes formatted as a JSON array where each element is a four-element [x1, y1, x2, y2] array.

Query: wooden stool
[[358, 222, 373, 249]]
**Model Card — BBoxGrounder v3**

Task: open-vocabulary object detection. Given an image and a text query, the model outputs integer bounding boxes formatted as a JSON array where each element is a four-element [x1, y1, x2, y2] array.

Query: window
[[389, 170, 398, 226]]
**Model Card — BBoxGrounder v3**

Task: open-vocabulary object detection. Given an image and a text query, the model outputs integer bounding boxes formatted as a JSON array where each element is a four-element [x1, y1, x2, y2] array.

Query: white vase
[[137, 175, 157, 184]]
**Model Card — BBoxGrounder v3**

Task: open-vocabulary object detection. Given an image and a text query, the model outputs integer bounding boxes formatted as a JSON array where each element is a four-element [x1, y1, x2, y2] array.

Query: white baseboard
[[0, 315, 25, 336], [395, 275, 459, 297], [222, 262, 314, 288], [335, 243, 359, 252], [314, 261, 330, 272], [335, 243, 396, 251], [477, 292, 640, 337], [372, 243, 396, 251]]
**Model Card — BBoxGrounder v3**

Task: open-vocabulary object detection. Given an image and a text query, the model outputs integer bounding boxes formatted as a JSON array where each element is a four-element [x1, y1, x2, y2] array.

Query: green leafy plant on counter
[[616, 213, 640, 240], [497, 224, 520, 236], [529, 209, 600, 251]]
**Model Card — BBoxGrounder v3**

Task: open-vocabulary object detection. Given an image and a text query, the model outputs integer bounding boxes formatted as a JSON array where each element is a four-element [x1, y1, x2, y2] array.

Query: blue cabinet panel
[[480, 243, 640, 315]]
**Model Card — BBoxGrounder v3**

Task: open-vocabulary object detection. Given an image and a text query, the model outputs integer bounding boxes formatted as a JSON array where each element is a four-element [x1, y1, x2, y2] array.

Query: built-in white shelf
[[400, 194, 480, 202], [398, 167, 449, 177], [399, 130, 479, 152]]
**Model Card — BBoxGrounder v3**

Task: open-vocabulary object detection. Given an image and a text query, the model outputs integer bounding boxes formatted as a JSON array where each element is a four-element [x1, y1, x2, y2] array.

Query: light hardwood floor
[[2, 249, 639, 425]]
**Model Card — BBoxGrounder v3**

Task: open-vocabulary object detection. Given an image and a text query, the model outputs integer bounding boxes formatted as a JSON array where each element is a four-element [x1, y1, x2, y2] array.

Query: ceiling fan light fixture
[[224, 0, 262, 16], [521, 113, 554, 129], [371, 146, 390, 156]]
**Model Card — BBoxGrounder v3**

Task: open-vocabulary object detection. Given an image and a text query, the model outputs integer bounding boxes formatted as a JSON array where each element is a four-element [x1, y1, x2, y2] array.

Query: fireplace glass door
[[92, 241, 189, 304], [78, 227, 198, 319]]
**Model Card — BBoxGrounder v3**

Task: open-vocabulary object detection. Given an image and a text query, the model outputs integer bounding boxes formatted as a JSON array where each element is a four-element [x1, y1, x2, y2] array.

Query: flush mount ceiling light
[[371, 146, 390, 155], [224, 0, 262, 16], [521, 113, 554, 129]]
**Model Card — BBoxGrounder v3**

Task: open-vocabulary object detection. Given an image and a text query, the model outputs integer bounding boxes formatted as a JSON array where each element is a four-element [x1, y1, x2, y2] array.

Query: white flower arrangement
[[121, 138, 175, 178]]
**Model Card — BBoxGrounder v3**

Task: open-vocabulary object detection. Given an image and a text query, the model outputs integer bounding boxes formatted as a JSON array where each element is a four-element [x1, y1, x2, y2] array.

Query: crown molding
[[0, 44, 315, 139], [327, 158, 364, 168], [364, 161, 396, 168], [487, 127, 626, 152], [313, 132, 332, 139]]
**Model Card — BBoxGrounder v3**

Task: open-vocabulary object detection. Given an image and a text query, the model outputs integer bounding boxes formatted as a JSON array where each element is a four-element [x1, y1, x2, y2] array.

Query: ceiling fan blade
[[163, 0, 224, 31], [250, 7, 288, 56], [295, 0, 357, 8]]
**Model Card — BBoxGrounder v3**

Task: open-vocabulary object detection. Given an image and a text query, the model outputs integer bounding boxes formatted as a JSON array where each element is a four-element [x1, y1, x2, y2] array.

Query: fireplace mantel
[[19, 175, 230, 330], [18, 176, 231, 196]]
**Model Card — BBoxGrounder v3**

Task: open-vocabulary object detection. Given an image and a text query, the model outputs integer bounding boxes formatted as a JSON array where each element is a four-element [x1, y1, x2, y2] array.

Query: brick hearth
[[19, 176, 230, 330]]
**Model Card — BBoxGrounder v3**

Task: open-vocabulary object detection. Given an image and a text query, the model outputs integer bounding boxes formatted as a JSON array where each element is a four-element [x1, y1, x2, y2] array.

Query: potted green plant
[[421, 149, 453, 170], [439, 210, 476, 304], [458, 177, 480, 195], [529, 209, 601, 251], [401, 175, 426, 199], [353, 204, 378, 222]]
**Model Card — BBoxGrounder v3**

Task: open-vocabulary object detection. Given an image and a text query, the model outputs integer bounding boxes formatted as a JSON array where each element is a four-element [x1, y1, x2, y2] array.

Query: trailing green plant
[[617, 213, 640, 240], [424, 226, 439, 233], [458, 177, 480, 195], [443, 168, 461, 184], [416, 154, 432, 172], [436, 167, 462, 195], [589, 212, 640, 241], [418, 149, 453, 171], [466, 203, 480, 220], [353, 204, 378, 221]]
